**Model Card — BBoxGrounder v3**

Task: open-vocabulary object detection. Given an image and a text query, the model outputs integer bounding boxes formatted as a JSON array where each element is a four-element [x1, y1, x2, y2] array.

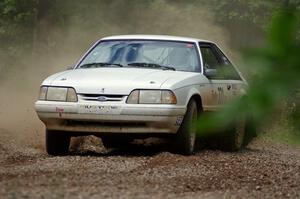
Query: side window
[[214, 45, 242, 80], [200, 43, 242, 80], [200, 46, 221, 70]]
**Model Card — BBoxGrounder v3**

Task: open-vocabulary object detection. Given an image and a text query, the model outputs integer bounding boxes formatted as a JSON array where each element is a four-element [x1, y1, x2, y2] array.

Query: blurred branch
[[197, 6, 300, 135], [284, 0, 290, 6]]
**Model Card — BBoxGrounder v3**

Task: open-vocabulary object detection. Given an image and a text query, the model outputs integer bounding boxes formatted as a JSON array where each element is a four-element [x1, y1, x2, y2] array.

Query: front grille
[[78, 94, 126, 102]]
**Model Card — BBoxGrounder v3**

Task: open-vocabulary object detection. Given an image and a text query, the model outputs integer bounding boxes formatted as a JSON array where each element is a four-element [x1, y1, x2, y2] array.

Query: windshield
[[78, 40, 201, 72]]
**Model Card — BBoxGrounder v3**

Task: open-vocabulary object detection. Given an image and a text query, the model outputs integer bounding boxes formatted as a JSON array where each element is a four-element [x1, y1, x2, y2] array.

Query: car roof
[[101, 34, 213, 43]]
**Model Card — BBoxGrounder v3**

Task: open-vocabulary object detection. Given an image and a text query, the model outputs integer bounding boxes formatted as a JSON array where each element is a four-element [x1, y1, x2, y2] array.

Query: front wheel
[[173, 99, 198, 155], [46, 130, 71, 156]]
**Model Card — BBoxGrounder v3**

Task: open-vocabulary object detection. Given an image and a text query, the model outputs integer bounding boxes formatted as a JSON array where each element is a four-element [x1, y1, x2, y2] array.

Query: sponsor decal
[[186, 44, 194, 48], [175, 116, 184, 126], [56, 107, 64, 117], [227, 85, 231, 90]]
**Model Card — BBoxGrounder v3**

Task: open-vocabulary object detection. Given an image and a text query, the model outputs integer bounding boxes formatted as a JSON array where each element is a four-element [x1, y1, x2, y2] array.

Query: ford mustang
[[35, 35, 250, 155]]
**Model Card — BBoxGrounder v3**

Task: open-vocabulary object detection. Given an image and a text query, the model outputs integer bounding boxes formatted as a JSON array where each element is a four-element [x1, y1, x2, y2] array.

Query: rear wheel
[[173, 99, 198, 155], [220, 118, 246, 151], [243, 115, 257, 147], [46, 130, 70, 156]]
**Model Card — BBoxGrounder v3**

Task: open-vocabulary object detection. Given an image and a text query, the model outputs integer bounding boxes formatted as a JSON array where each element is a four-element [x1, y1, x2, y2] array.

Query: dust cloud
[[0, 1, 232, 151]]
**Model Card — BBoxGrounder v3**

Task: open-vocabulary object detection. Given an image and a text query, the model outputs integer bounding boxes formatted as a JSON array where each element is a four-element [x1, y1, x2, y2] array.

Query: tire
[[220, 117, 246, 151], [101, 137, 131, 148], [243, 115, 257, 147], [46, 130, 71, 156], [173, 99, 198, 155]]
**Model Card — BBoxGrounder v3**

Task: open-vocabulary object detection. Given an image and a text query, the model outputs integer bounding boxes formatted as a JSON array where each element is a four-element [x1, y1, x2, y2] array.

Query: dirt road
[[0, 131, 300, 199]]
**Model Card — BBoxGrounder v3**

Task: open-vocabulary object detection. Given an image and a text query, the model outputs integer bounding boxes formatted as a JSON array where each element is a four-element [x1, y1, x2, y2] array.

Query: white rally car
[[35, 35, 250, 155]]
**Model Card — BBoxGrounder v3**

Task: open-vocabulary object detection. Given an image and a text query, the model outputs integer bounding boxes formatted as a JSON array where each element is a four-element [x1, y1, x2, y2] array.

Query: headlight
[[38, 86, 78, 102], [127, 90, 177, 104], [47, 87, 68, 101], [66, 88, 78, 102], [38, 86, 48, 100]]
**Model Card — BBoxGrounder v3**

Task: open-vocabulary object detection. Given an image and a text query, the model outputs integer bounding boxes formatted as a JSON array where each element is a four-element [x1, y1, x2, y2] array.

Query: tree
[[206, 0, 297, 48]]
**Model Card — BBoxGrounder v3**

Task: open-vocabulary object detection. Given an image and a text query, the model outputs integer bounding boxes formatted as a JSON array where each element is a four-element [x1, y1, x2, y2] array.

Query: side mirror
[[204, 68, 217, 78], [66, 66, 75, 70]]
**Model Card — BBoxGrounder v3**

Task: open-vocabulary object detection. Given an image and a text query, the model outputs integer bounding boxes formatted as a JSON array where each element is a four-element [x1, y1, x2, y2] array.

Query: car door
[[213, 45, 246, 99], [199, 43, 243, 110]]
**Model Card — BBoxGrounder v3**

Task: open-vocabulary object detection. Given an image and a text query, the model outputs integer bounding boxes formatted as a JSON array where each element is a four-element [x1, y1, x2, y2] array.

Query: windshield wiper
[[128, 62, 176, 71], [79, 62, 123, 68]]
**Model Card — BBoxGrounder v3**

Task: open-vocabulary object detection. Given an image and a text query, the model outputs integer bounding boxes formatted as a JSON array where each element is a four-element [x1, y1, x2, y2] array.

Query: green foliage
[[197, 6, 300, 135], [0, 0, 286, 67], [0, 0, 38, 66], [208, 0, 300, 48], [211, 0, 273, 24], [210, 0, 299, 26]]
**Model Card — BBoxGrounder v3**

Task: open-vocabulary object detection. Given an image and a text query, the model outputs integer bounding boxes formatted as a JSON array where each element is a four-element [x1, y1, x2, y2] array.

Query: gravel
[[0, 132, 300, 199]]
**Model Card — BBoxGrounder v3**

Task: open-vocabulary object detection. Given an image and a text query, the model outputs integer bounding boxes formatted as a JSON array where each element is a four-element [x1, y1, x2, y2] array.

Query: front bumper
[[35, 101, 186, 134]]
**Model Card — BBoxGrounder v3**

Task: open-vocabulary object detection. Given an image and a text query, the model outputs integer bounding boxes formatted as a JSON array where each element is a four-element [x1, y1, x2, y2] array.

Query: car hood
[[42, 68, 197, 95]]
